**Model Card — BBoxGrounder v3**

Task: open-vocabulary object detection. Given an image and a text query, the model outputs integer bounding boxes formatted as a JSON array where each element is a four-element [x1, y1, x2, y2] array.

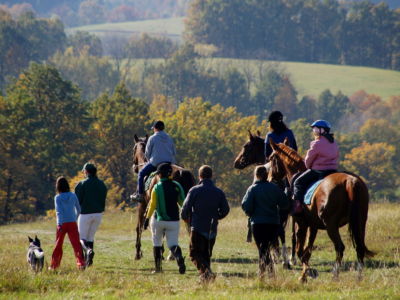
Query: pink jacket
[[305, 136, 339, 170]]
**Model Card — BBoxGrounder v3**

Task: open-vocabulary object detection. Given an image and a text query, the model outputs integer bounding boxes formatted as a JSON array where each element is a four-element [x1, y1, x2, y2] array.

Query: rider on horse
[[292, 120, 339, 214], [131, 120, 176, 203]]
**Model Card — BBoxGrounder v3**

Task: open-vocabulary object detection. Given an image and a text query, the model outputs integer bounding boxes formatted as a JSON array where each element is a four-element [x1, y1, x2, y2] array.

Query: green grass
[[67, 17, 185, 40], [1, 203, 400, 299], [198, 58, 400, 100]]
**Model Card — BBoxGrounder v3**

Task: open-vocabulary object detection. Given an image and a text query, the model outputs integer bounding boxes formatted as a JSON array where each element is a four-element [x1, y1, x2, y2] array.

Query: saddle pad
[[144, 171, 157, 192], [304, 179, 323, 205]]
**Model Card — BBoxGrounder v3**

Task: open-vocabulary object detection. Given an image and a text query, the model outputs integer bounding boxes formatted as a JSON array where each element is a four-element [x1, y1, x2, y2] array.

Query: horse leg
[[135, 204, 145, 260], [326, 224, 345, 280], [279, 211, 291, 269], [291, 218, 297, 266], [302, 227, 318, 279], [135, 223, 143, 260], [296, 224, 308, 282]]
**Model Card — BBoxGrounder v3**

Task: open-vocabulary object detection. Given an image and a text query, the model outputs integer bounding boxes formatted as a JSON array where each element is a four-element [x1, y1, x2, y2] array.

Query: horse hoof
[[135, 251, 143, 260]]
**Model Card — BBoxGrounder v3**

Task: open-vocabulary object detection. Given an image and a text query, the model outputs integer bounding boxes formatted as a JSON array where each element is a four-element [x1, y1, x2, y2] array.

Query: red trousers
[[50, 222, 85, 269]]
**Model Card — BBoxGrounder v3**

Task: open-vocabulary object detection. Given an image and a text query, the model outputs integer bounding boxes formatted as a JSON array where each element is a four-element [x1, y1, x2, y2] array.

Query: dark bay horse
[[268, 138, 375, 282], [234, 130, 293, 269], [132, 134, 195, 260]]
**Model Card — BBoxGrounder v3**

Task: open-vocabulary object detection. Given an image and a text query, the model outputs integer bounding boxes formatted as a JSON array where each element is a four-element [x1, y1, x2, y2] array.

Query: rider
[[292, 120, 339, 214], [132, 120, 176, 203], [264, 111, 297, 160]]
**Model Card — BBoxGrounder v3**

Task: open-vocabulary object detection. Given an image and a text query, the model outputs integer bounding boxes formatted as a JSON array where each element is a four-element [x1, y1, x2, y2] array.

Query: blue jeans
[[137, 163, 157, 194], [293, 169, 336, 202]]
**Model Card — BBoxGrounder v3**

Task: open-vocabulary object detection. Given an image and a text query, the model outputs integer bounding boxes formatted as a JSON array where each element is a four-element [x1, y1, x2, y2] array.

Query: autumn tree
[[0, 63, 90, 215], [90, 82, 149, 205]]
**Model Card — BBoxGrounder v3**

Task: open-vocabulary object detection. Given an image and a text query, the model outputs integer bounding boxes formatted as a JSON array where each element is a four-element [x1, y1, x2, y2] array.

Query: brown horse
[[268, 138, 375, 282], [234, 130, 293, 269], [132, 134, 195, 260]]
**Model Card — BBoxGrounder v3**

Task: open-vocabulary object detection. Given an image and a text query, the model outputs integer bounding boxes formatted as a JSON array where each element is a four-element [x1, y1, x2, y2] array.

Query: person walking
[[75, 162, 107, 266], [241, 166, 289, 278], [181, 165, 230, 282], [132, 120, 176, 203], [50, 176, 85, 270], [143, 163, 186, 274]]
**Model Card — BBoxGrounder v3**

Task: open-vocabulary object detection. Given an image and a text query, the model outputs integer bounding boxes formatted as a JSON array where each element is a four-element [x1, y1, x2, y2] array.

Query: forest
[[0, 1, 399, 224]]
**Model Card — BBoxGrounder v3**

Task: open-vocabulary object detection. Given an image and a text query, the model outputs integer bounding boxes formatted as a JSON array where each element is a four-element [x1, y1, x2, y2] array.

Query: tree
[[317, 89, 352, 128], [67, 30, 103, 57], [0, 63, 90, 214], [90, 82, 149, 205], [51, 49, 120, 101], [342, 142, 397, 200]]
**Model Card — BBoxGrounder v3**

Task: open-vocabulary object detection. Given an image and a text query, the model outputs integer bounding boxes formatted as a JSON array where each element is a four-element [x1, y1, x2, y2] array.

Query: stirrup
[[130, 193, 145, 203]]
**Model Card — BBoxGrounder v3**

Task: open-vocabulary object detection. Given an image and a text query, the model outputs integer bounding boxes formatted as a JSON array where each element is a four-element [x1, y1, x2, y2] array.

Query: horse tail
[[176, 169, 196, 196], [347, 176, 375, 262]]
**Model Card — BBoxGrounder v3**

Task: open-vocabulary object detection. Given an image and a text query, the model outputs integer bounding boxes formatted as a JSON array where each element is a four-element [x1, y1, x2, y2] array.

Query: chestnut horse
[[132, 134, 195, 260], [234, 130, 293, 269], [268, 138, 375, 281]]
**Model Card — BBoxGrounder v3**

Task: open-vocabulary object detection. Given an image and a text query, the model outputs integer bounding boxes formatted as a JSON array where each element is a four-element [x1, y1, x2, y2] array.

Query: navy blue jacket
[[264, 129, 297, 158], [181, 179, 230, 235]]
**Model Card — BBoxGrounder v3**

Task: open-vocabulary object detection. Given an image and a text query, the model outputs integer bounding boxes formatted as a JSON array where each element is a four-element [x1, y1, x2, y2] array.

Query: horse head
[[133, 134, 149, 174], [234, 130, 265, 169]]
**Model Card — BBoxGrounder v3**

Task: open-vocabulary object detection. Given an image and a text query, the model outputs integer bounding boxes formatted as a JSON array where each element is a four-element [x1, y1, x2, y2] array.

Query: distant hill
[[68, 17, 185, 41]]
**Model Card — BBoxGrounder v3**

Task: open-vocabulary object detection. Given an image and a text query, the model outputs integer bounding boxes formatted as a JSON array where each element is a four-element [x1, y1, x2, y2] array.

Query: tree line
[[185, 0, 400, 70], [1, 62, 399, 224]]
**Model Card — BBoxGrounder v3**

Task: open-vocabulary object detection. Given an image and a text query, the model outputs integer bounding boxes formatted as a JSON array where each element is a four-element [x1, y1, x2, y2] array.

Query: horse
[[234, 130, 293, 269], [268, 138, 375, 282], [132, 134, 195, 260]]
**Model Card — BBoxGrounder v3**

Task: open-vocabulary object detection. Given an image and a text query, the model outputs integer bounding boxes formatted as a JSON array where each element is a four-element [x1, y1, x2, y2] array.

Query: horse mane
[[273, 142, 306, 171]]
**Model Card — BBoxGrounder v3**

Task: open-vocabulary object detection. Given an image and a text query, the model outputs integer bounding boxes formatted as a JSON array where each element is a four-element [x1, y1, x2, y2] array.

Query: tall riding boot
[[291, 196, 303, 216], [170, 245, 186, 274], [153, 246, 163, 273], [86, 241, 95, 266]]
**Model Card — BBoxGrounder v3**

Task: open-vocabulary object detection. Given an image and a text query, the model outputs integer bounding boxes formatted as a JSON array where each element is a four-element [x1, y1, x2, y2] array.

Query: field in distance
[[0, 204, 399, 299]]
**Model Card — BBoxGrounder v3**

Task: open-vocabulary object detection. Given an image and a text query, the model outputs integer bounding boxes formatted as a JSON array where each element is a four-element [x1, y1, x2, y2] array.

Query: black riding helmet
[[157, 163, 172, 177], [268, 111, 283, 123]]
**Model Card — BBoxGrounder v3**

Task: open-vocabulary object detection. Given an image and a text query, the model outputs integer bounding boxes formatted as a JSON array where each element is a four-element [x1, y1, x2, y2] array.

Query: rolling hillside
[[67, 17, 185, 41]]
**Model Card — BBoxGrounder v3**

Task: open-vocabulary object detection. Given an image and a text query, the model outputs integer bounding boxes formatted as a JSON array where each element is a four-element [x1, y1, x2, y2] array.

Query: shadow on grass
[[304, 259, 399, 272], [212, 257, 258, 264], [220, 271, 257, 279]]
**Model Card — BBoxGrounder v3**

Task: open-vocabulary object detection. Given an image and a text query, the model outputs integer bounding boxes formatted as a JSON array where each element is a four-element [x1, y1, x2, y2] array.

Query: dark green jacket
[[241, 180, 289, 225], [75, 175, 107, 214]]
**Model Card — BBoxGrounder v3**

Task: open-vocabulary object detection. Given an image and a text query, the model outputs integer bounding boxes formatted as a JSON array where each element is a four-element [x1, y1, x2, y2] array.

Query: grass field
[[67, 17, 185, 41], [1, 203, 399, 299], [125, 58, 400, 100]]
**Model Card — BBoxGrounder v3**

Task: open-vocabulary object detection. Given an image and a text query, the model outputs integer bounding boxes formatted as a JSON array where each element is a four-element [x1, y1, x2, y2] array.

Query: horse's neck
[[285, 162, 306, 184]]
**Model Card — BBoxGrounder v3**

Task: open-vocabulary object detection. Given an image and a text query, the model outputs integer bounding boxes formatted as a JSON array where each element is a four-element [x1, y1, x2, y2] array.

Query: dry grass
[[0, 203, 399, 299]]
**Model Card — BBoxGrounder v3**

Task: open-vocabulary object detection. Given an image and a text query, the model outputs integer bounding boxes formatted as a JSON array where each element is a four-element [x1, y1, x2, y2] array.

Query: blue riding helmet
[[311, 120, 331, 129]]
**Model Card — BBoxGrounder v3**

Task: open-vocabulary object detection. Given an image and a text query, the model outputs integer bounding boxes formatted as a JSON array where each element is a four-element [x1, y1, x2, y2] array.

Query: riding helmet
[[311, 120, 331, 130], [268, 111, 283, 123]]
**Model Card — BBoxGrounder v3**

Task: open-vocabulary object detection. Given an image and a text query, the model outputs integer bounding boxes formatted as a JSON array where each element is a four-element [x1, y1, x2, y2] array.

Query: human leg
[[50, 224, 67, 269], [151, 219, 165, 272], [65, 222, 85, 268], [165, 221, 186, 274], [137, 163, 157, 195]]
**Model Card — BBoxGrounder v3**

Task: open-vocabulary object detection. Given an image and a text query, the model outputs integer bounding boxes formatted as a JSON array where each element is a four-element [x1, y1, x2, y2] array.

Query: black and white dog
[[27, 236, 44, 272]]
